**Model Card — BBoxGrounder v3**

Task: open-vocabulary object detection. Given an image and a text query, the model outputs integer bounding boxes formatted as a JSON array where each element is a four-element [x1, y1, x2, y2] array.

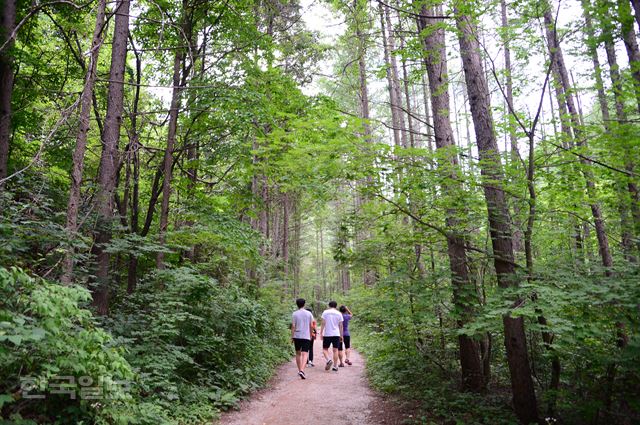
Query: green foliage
[[0, 267, 135, 424], [347, 284, 518, 425], [107, 267, 290, 424]]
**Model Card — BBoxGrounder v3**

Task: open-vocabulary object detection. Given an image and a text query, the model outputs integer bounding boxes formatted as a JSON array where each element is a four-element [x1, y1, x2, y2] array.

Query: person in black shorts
[[339, 305, 353, 366], [320, 301, 344, 372], [291, 298, 314, 379], [305, 307, 317, 367]]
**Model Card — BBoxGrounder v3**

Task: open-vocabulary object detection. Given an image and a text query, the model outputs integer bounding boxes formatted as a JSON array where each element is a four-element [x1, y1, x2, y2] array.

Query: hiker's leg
[[308, 339, 314, 362], [301, 350, 309, 372], [295, 350, 302, 370], [344, 336, 351, 361], [332, 347, 339, 365], [322, 338, 331, 361]]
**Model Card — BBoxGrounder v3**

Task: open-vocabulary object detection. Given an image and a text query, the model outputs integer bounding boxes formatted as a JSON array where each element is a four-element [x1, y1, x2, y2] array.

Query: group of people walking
[[290, 299, 353, 379]]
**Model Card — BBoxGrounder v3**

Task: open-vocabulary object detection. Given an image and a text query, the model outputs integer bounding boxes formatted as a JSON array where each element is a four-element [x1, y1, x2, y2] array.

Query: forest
[[0, 0, 639, 423]]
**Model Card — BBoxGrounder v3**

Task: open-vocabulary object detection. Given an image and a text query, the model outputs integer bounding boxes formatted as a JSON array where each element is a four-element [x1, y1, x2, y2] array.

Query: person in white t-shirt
[[320, 300, 344, 372], [291, 298, 314, 379]]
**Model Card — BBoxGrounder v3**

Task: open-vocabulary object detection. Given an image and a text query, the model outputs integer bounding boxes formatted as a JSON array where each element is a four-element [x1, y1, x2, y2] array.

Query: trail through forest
[[219, 345, 389, 425]]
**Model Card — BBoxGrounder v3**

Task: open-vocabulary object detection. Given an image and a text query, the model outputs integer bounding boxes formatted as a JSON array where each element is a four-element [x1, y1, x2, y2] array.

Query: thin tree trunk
[[156, 50, 184, 269], [618, 0, 640, 114], [582, 0, 611, 128], [378, 0, 402, 147], [544, 3, 613, 274], [384, 2, 406, 147], [92, 0, 131, 314], [602, 21, 638, 261], [127, 36, 142, 293], [501, 0, 518, 162], [354, 0, 375, 286], [632, 0, 640, 29], [398, 23, 415, 148], [455, 6, 539, 422], [157, 3, 191, 269], [421, 71, 434, 150], [0, 0, 16, 186], [61, 0, 107, 283], [417, 3, 484, 393], [283, 192, 289, 279]]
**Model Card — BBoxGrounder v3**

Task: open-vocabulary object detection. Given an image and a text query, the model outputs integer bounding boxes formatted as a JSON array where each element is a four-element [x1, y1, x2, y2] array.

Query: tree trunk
[[582, 0, 611, 128], [353, 0, 375, 286], [378, 0, 403, 147], [156, 50, 184, 269], [455, 6, 539, 422], [417, 3, 484, 393], [157, 4, 191, 269], [92, 0, 131, 314], [618, 0, 640, 114], [398, 20, 415, 148], [61, 0, 108, 284], [544, 3, 614, 274], [631, 0, 640, 29], [501, 0, 518, 162], [0, 0, 16, 187]]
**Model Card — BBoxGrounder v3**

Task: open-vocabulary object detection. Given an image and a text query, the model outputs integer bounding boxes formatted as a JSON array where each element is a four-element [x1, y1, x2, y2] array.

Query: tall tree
[[378, 0, 404, 147], [92, 0, 131, 313], [0, 0, 16, 187], [417, 2, 484, 393], [543, 1, 614, 274], [157, 0, 191, 269], [61, 0, 108, 283], [455, 2, 539, 422]]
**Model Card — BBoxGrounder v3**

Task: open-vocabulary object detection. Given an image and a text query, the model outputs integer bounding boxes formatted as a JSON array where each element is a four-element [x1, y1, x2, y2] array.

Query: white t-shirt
[[321, 308, 344, 337], [292, 309, 313, 340]]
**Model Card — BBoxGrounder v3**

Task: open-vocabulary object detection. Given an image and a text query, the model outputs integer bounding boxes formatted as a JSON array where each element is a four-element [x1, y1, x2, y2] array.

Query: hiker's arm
[[346, 306, 353, 315], [339, 318, 344, 340], [291, 321, 296, 341], [319, 319, 325, 339]]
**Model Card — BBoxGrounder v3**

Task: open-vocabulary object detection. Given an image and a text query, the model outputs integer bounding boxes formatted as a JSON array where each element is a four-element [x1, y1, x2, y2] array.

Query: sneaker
[[298, 371, 306, 380], [307, 361, 314, 367], [325, 359, 333, 371], [332, 367, 339, 372], [339, 363, 345, 367]]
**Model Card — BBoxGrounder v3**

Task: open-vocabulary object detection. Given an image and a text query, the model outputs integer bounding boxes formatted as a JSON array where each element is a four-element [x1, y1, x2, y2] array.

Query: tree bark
[[61, 0, 108, 284], [157, 2, 191, 269], [582, 0, 611, 128], [0, 0, 15, 187], [454, 7, 539, 422], [543, 3, 613, 274], [156, 50, 184, 269], [92, 0, 131, 313], [632, 0, 640, 29], [417, 3, 484, 393], [618, 0, 640, 114], [378, 0, 403, 147]]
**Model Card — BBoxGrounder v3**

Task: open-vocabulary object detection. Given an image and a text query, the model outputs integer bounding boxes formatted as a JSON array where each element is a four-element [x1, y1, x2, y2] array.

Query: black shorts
[[343, 335, 351, 349], [293, 338, 310, 352], [323, 336, 343, 350]]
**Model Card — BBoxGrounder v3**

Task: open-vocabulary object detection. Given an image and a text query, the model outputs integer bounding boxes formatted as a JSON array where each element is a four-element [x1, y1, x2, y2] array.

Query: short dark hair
[[339, 305, 347, 313], [296, 298, 306, 308], [328, 300, 337, 308]]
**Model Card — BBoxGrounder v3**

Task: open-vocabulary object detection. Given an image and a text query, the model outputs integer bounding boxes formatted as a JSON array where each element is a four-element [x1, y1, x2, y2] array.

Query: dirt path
[[218, 341, 386, 425]]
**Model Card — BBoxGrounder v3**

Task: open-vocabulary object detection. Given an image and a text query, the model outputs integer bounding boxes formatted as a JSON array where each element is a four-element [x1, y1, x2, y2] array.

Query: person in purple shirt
[[338, 305, 353, 366]]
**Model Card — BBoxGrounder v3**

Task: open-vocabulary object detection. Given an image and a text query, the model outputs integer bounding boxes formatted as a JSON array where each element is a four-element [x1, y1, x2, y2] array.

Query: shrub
[[108, 267, 290, 424], [0, 267, 135, 424]]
